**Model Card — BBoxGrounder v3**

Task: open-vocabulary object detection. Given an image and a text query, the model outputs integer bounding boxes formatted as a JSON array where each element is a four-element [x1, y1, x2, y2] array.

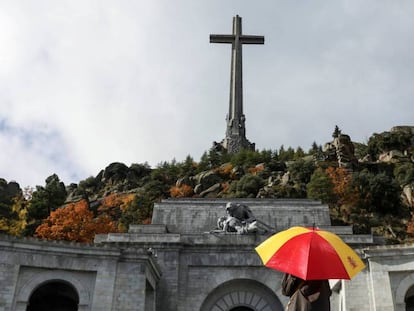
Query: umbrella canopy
[[255, 226, 365, 280]]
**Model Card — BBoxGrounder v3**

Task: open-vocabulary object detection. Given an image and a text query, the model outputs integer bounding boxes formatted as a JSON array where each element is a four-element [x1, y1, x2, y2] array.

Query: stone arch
[[27, 280, 79, 311], [200, 278, 283, 311], [406, 286, 414, 311], [14, 270, 91, 311], [395, 273, 414, 311]]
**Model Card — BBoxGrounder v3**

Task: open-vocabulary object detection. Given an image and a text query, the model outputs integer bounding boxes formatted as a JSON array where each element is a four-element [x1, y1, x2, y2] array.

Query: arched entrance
[[26, 281, 79, 311], [406, 285, 414, 311], [200, 279, 283, 311], [395, 273, 414, 311]]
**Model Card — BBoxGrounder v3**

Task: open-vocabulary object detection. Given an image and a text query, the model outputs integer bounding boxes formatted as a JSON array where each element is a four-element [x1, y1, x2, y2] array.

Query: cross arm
[[240, 35, 265, 45], [210, 34, 235, 44]]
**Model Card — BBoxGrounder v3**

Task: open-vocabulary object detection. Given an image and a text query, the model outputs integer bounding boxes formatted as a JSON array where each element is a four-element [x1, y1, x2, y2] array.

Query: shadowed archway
[[406, 285, 414, 311], [27, 281, 79, 311], [200, 279, 283, 311]]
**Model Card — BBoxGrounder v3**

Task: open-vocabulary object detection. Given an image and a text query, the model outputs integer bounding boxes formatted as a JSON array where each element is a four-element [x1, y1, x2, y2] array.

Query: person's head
[[226, 202, 235, 214]]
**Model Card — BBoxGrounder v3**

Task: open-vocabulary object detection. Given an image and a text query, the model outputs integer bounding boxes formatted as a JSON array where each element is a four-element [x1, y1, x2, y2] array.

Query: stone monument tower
[[210, 15, 264, 153]]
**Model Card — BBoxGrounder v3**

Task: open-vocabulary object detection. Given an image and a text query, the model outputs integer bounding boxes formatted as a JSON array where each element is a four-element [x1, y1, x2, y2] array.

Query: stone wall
[[96, 198, 373, 311], [152, 198, 331, 234], [363, 244, 414, 311], [0, 235, 160, 311], [3, 198, 414, 311], [96, 228, 285, 311]]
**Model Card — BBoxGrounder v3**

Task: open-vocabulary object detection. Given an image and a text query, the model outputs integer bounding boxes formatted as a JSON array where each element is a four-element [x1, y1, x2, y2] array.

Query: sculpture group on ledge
[[217, 202, 258, 234]]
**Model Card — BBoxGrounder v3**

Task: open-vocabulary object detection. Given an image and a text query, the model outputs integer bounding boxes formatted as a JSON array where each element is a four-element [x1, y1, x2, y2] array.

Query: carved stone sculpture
[[217, 202, 258, 234]]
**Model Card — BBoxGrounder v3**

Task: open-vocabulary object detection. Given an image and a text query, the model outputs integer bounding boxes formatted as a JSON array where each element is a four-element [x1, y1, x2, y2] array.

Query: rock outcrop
[[323, 133, 358, 169]]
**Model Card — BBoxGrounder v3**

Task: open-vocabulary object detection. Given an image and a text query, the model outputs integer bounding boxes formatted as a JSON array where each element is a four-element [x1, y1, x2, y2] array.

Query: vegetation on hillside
[[1, 126, 414, 244]]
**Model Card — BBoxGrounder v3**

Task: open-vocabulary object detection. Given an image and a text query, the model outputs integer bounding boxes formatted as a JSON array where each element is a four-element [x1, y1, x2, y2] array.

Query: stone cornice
[[362, 243, 414, 258], [0, 234, 120, 258]]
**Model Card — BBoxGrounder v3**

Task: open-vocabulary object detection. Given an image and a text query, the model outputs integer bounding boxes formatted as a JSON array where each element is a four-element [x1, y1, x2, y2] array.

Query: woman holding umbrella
[[281, 273, 331, 311], [255, 226, 366, 311]]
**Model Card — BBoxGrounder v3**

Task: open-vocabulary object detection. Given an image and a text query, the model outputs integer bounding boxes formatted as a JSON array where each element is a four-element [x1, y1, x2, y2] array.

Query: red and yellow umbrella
[[255, 226, 365, 280]]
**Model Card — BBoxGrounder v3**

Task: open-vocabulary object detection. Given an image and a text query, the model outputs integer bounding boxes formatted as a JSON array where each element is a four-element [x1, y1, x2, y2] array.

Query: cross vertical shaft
[[210, 15, 264, 153]]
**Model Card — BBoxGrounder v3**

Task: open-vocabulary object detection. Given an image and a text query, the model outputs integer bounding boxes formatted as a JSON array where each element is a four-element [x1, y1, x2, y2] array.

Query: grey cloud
[[1, 0, 414, 187]]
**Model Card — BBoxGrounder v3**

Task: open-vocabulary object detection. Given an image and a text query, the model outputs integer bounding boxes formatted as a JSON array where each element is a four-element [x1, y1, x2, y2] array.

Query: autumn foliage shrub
[[35, 199, 118, 243], [215, 163, 234, 178], [248, 163, 265, 175], [94, 193, 135, 227], [169, 184, 193, 198], [325, 166, 358, 207], [407, 213, 414, 236], [99, 193, 135, 213], [220, 182, 230, 195]]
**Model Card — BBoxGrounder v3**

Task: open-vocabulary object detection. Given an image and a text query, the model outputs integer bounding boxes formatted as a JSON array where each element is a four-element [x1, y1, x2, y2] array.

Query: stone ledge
[[156, 198, 325, 206], [318, 226, 353, 235], [0, 234, 120, 257], [95, 233, 181, 244], [128, 224, 167, 234], [341, 234, 373, 244], [94, 231, 373, 247], [362, 243, 414, 258]]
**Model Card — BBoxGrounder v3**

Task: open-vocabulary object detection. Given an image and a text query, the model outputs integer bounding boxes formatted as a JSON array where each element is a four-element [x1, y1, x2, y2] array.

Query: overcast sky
[[1, 1, 413, 188]]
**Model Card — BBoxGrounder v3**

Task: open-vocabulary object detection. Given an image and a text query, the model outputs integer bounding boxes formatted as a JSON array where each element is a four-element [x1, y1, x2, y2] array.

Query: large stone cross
[[210, 15, 264, 153]]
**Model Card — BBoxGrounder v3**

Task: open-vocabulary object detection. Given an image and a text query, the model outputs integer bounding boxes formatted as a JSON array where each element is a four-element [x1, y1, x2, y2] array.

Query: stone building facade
[[0, 235, 160, 311], [1, 198, 414, 310]]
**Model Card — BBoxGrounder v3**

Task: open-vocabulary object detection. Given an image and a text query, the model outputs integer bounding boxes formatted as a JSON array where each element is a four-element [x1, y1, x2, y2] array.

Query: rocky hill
[[1, 125, 414, 243]]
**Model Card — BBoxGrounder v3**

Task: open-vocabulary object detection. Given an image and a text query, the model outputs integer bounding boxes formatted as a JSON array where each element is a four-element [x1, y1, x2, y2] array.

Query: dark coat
[[281, 273, 331, 311]]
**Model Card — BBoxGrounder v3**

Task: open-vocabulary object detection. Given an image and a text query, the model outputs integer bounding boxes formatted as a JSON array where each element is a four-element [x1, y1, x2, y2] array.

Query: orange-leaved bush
[[325, 166, 358, 207], [407, 212, 414, 237], [248, 163, 265, 175], [99, 193, 136, 213], [35, 199, 118, 243], [169, 184, 193, 198], [97, 193, 136, 230], [215, 163, 234, 179]]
